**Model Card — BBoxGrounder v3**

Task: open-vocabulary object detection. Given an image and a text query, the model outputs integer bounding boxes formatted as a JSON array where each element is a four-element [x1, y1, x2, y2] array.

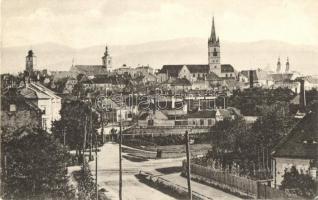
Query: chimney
[[299, 79, 306, 112], [249, 70, 254, 88]]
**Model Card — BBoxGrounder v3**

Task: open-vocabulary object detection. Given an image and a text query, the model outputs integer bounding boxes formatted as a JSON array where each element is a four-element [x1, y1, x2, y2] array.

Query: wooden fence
[[183, 161, 299, 199]]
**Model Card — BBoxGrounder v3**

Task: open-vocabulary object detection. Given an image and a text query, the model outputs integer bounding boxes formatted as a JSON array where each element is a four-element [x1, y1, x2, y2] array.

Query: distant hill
[[1, 38, 318, 75]]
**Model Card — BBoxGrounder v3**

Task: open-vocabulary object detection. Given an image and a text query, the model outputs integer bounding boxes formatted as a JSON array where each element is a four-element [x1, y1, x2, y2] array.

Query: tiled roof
[[71, 65, 108, 75], [159, 65, 210, 76], [1, 90, 40, 112], [158, 65, 183, 77], [272, 104, 318, 159], [159, 64, 235, 76], [186, 65, 210, 73], [221, 64, 235, 73], [20, 87, 51, 99], [82, 75, 126, 85], [171, 78, 192, 86]]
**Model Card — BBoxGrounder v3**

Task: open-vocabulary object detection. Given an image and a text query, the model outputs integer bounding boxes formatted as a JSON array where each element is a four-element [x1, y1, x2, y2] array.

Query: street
[[89, 142, 241, 200]]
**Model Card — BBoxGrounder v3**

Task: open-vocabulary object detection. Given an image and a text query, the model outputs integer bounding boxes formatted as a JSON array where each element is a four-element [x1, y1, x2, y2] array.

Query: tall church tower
[[285, 57, 290, 73], [276, 57, 281, 73], [208, 17, 221, 75], [26, 50, 36, 74], [102, 45, 112, 71]]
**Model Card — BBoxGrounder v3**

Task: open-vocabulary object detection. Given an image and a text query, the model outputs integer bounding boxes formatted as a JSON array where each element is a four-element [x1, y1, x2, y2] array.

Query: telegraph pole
[[119, 107, 123, 200], [185, 131, 192, 200], [95, 122, 98, 200], [89, 102, 93, 160], [83, 115, 88, 169]]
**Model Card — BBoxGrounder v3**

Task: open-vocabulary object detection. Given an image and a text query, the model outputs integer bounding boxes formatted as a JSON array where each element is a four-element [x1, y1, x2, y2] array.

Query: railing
[[183, 161, 300, 199]]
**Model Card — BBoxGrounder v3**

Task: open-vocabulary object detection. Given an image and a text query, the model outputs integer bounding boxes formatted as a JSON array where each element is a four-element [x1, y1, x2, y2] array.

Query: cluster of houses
[[1, 17, 317, 190]]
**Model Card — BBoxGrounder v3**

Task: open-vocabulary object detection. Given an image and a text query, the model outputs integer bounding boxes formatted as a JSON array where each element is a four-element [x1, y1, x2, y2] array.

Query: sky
[[1, 0, 318, 48]]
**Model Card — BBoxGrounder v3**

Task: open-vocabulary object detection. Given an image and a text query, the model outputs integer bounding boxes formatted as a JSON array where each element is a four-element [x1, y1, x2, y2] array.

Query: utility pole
[[185, 131, 192, 200], [101, 111, 104, 144], [89, 102, 93, 160], [119, 107, 123, 200], [83, 115, 88, 169], [95, 121, 98, 200]]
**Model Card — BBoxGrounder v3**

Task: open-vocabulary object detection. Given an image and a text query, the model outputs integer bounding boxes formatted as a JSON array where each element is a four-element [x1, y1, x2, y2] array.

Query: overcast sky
[[2, 0, 318, 48]]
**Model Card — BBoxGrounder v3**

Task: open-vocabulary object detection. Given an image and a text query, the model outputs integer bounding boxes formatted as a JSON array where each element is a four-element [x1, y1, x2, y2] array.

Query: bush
[[281, 166, 317, 198], [74, 162, 97, 200]]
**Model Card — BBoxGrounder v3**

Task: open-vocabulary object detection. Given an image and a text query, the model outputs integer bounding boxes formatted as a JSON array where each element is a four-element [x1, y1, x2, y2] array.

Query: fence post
[[256, 181, 260, 199]]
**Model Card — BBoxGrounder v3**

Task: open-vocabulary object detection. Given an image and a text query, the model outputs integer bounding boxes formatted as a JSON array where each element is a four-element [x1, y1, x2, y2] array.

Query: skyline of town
[[1, 2, 318, 199]]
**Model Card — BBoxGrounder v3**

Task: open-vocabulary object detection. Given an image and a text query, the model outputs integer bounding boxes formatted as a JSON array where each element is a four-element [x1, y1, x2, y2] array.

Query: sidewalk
[[160, 173, 242, 200]]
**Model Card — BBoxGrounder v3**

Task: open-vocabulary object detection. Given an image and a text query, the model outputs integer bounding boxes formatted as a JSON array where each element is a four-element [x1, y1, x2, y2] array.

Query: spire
[[285, 57, 290, 73], [210, 16, 217, 42], [105, 45, 109, 56], [276, 57, 281, 73]]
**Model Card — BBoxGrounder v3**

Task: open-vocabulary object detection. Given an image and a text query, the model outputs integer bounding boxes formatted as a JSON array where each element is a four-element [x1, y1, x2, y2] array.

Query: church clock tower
[[26, 50, 36, 74], [102, 45, 112, 71], [208, 17, 221, 75]]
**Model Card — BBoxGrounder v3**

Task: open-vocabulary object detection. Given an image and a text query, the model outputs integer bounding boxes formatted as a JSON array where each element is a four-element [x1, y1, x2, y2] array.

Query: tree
[[281, 166, 317, 198], [228, 88, 295, 116], [52, 100, 100, 160], [76, 162, 97, 200], [3, 128, 75, 199], [306, 88, 318, 106], [209, 117, 253, 171]]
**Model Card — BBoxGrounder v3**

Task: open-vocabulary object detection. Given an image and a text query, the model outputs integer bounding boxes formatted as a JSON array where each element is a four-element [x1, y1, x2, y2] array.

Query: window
[[193, 74, 195, 77], [42, 118, 47, 130], [213, 48, 218, 56], [9, 104, 16, 112], [230, 74, 232, 77], [148, 119, 154, 126], [226, 74, 228, 77], [214, 66, 217, 69], [208, 119, 212, 125], [200, 119, 204, 126], [40, 106, 46, 114]]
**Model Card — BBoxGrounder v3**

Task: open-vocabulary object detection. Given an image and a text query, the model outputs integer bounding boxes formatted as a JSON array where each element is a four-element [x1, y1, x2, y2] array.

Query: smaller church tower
[[208, 17, 221, 75], [276, 57, 281, 73], [102, 45, 112, 71], [26, 50, 36, 74], [285, 57, 290, 73]]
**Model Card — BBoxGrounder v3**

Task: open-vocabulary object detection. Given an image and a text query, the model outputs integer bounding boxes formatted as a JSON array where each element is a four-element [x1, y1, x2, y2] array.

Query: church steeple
[[276, 57, 281, 73], [210, 17, 216, 42], [209, 17, 219, 46], [285, 57, 290, 73], [102, 45, 112, 71], [208, 16, 221, 75]]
